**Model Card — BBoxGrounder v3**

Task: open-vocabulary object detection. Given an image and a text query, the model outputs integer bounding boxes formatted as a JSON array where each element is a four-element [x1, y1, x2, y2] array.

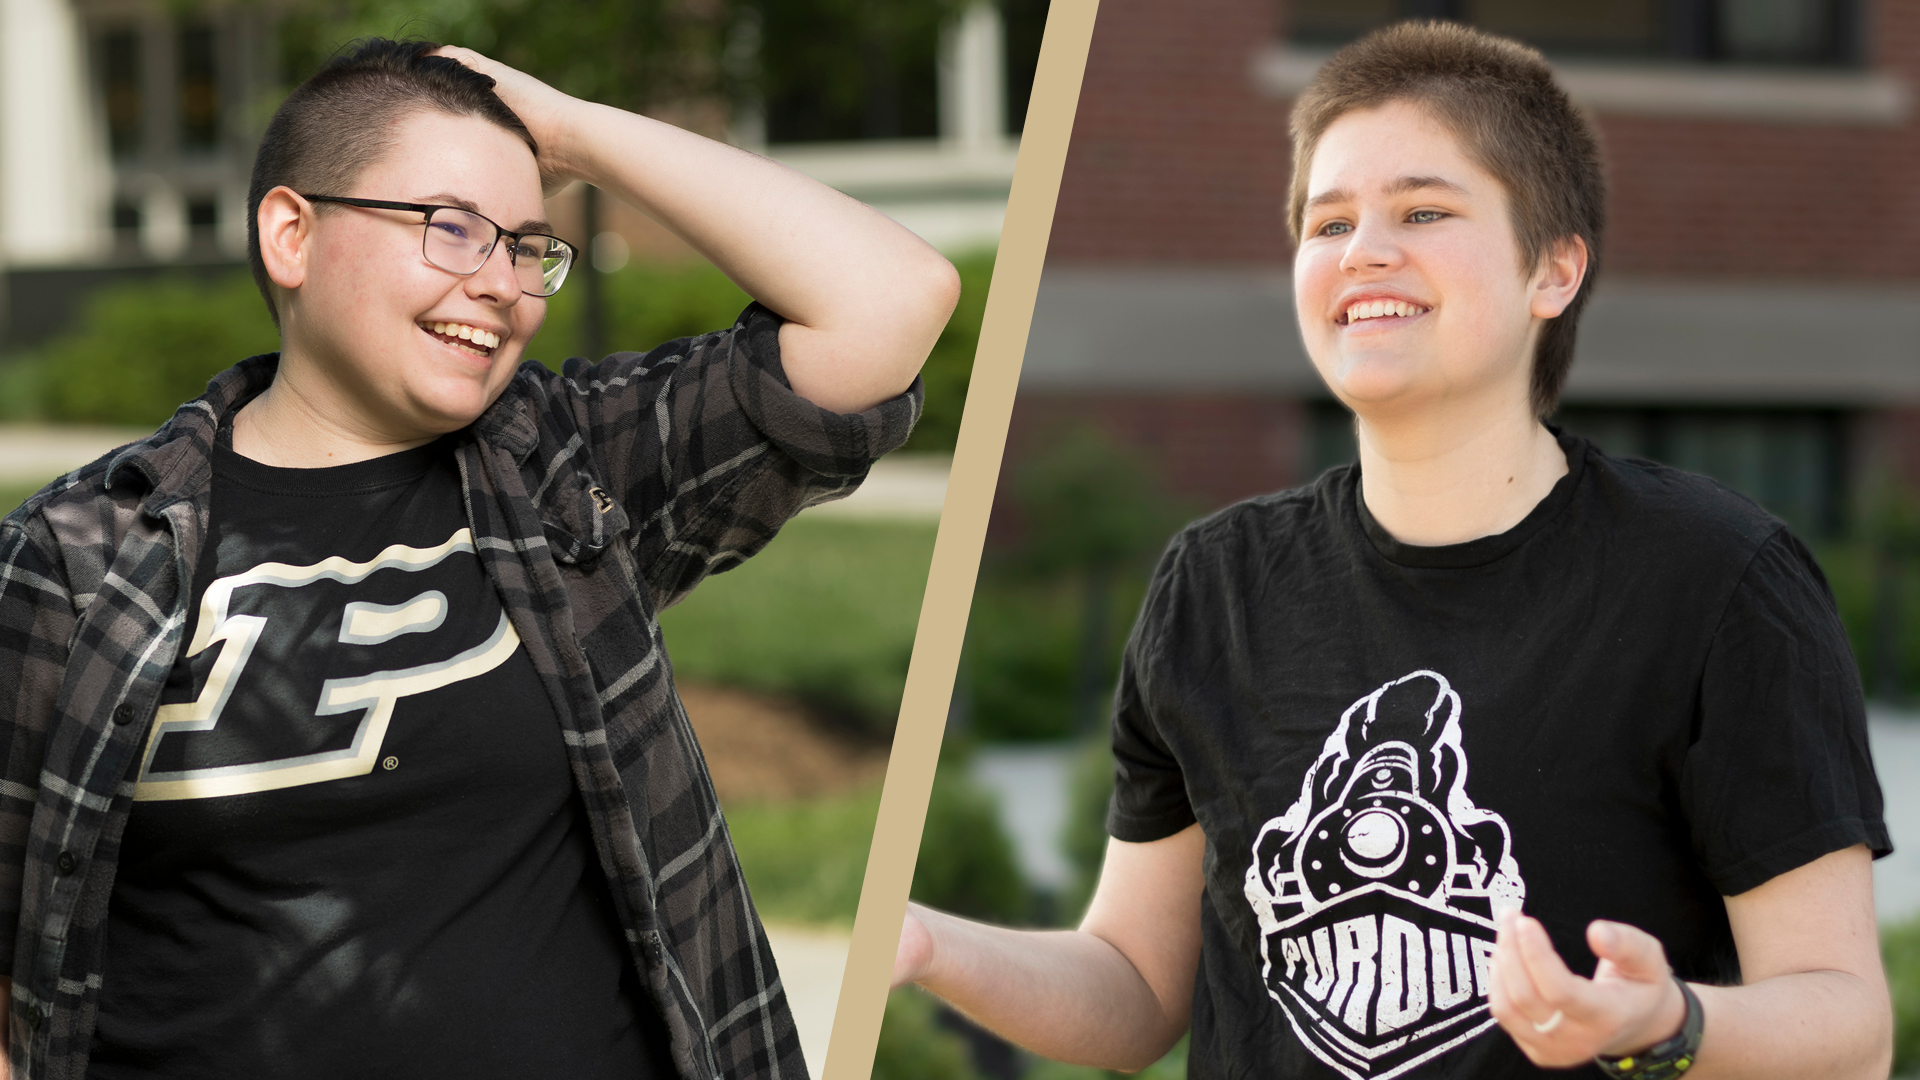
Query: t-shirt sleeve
[[564, 302, 923, 609], [1107, 530, 1201, 843], [1681, 528, 1890, 896]]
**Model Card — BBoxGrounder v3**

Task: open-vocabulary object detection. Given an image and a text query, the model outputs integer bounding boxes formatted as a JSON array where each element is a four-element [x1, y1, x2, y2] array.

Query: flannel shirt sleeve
[[560, 302, 923, 611], [0, 512, 74, 972]]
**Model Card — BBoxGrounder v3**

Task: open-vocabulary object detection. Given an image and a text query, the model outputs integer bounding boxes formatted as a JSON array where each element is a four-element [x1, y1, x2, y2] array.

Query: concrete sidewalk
[[764, 923, 851, 1077], [0, 425, 146, 483]]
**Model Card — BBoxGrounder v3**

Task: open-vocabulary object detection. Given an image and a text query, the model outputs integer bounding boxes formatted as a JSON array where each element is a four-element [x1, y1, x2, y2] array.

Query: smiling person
[[893, 21, 1892, 1080], [0, 37, 955, 1080]]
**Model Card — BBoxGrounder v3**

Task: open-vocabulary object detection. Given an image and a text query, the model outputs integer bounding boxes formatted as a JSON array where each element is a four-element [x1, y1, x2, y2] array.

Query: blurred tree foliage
[[961, 427, 1193, 740], [741, 0, 964, 143]]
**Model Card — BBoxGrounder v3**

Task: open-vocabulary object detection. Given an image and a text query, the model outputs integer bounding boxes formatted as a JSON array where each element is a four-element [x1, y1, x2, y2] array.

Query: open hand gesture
[[1487, 910, 1689, 1067]]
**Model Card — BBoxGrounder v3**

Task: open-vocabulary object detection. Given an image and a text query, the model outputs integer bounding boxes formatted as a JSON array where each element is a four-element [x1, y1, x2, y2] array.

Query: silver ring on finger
[[1530, 1010, 1565, 1035]]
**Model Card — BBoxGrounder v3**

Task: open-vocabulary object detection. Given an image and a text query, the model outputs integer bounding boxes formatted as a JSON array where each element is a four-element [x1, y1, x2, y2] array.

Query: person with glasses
[[0, 36, 955, 1080]]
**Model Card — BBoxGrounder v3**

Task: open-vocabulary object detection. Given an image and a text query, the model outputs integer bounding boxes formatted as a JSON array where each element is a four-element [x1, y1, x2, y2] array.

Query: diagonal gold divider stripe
[[820, 1, 1102, 1076]]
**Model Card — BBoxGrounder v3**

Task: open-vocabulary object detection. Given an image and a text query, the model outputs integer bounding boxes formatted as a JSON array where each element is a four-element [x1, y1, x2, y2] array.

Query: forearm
[[913, 906, 1189, 1070], [1686, 970, 1891, 1080], [548, 102, 957, 411]]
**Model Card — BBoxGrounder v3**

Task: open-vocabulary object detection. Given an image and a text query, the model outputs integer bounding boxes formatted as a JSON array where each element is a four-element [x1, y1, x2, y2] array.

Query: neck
[[1354, 393, 1568, 547], [231, 355, 435, 468]]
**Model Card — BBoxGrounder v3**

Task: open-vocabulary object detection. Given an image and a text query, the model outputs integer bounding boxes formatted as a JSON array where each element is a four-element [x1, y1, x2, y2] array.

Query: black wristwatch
[[1594, 977, 1703, 1080]]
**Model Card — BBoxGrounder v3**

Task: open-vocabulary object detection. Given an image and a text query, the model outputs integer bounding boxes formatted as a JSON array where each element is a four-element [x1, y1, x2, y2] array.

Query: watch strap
[[1593, 977, 1703, 1080]]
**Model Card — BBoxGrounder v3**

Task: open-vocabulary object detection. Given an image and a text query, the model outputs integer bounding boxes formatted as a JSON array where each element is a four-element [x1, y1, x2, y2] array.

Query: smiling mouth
[[420, 321, 501, 357], [1339, 299, 1431, 327]]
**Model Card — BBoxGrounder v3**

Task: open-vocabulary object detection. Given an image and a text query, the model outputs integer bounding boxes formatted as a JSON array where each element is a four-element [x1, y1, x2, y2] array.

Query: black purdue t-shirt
[[1107, 432, 1889, 1080], [89, 435, 674, 1079]]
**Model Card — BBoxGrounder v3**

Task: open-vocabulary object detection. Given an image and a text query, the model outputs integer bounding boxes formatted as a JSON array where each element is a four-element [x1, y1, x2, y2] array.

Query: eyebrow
[[1303, 175, 1472, 214], [420, 192, 554, 235]]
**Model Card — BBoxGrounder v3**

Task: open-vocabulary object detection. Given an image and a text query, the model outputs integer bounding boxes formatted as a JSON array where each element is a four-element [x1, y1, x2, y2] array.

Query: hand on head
[[429, 47, 580, 196], [1487, 911, 1689, 1068]]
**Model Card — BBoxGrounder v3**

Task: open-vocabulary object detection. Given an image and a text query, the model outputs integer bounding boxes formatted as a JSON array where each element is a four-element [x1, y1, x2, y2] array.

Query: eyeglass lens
[[423, 208, 572, 296]]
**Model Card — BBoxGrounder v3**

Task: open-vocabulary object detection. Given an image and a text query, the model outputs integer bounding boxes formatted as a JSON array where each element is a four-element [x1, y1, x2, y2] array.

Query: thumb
[[1586, 920, 1670, 984]]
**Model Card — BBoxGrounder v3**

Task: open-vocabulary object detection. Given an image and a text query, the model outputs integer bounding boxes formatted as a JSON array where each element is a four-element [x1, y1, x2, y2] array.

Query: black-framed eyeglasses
[[302, 194, 576, 297]]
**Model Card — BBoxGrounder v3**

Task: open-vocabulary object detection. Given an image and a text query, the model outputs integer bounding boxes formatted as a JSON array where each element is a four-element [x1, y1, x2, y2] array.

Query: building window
[[1305, 402, 1849, 538], [102, 29, 143, 160], [111, 199, 142, 257], [750, 0, 944, 142], [186, 197, 219, 252], [1288, 0, 1858, 65], [178, 24, 221, 153], [1002, 0, 1049, 133]]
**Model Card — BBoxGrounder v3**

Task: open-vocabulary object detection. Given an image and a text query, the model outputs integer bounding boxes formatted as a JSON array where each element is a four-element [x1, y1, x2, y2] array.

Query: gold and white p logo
[[135, 529, 519, 802]]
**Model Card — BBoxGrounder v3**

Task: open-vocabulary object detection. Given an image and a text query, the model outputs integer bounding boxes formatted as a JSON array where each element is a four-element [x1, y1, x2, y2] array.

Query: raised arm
[[895, 822, 1206, 1071], [436, 46, 959, 414], [1488, 843, 1891, 1079]]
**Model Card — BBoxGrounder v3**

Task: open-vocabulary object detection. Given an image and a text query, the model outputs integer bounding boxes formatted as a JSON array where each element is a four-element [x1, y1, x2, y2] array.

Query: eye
[[1408, 209, 1447, 224], [1316, 220, 1353, 237], [429, 219, 472, 242]]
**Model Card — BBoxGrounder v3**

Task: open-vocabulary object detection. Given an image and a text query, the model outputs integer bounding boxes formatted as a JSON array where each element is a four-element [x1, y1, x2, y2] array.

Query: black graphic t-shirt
[[1107, 432, 1889, 1080], [89, 435, 673, 1079]]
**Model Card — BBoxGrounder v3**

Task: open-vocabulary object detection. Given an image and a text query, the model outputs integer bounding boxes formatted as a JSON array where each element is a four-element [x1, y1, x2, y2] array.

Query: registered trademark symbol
[[381, 756, 399, 771]]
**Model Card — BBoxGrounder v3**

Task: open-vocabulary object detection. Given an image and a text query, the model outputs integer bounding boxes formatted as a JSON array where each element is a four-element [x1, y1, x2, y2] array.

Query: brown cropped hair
[[1288, 22, 1605, 417], [247, 38, 538, 325]]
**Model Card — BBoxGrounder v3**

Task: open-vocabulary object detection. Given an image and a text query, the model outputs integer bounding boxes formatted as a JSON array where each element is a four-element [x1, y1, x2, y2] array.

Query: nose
[[1338, 214, 1401, 275], [463, 236, 521, 305]]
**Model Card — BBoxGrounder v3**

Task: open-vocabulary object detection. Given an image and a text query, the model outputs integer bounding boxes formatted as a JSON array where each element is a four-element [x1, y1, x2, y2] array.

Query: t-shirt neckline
[[213, 427, 451, 498], [1351, 427, 1589, 570]]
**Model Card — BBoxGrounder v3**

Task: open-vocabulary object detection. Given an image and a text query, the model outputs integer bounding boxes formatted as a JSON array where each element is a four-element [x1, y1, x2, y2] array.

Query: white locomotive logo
[[1243, 670, 1526, 1079]]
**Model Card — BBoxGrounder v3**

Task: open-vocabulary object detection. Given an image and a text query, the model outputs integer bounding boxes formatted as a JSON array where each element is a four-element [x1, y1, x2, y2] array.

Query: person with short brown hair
[[894, 21, 1890, 1080], [0, 36, 956, 1079]]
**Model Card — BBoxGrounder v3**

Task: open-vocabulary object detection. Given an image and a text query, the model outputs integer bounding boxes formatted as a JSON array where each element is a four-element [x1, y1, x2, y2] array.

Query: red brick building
[[1003, 0, 1920, 538]]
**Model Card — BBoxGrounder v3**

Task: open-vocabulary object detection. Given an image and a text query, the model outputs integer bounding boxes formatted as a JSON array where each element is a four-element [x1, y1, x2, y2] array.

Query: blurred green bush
[[873, 990, 989, 1080], [1889, 911, 1920, 1075], [909, 757, 1029, 925], [723, 784, 878, 926], [534, 249, 991, 454], [5, 274, 278, 427], [959, 426, 1192, 742], [659, 516, 935, 738], [2, 251, 988, 453]]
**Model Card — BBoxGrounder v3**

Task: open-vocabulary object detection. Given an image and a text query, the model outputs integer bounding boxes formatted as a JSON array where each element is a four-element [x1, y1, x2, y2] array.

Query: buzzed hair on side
[[246, 38, 538, 326], [1289, 21, 1606, 417]]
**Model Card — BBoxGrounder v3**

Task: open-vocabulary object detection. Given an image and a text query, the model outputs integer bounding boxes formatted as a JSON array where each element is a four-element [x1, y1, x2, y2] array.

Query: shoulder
[[1133, 469, 1351, 635], [1165, 467, 1353, 581], [1571, 441, 1786, 568]]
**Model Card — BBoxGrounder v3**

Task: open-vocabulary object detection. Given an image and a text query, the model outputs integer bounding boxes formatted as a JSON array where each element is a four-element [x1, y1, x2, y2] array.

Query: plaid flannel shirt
[[0, 303, 920, 1080]]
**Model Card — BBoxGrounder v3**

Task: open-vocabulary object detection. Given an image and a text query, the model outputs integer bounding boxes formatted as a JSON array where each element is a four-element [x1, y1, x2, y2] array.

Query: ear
[[257, 186, 313, 292], [1528, 234, 1588, 320]]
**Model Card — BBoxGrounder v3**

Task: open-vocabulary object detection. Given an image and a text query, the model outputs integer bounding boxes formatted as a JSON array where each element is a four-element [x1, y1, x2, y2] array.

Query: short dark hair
[[1288, 22, 1606, 417], [246, 38, 538, 325]]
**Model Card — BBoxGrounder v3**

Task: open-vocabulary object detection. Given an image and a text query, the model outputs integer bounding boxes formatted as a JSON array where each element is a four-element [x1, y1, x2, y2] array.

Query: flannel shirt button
[[56, 851, 77, 875], [112, 702, 134, 726]]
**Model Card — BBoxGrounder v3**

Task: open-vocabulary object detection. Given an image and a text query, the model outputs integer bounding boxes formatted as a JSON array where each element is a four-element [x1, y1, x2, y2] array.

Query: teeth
[[424, 322, 500, 350], [1345, 300, 1427, 324]]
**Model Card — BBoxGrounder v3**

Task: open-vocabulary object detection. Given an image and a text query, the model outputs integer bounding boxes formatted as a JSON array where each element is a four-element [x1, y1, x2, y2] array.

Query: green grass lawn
[[724, 784, 881, 927], [659, 514, 938, 738]]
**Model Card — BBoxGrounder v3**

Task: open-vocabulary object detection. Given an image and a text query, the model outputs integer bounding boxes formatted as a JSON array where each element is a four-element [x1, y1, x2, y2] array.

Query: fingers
[[893, 905, 935, 990], [1489, 911, 1601, 1067], [1587, 919, 1671, 984]]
